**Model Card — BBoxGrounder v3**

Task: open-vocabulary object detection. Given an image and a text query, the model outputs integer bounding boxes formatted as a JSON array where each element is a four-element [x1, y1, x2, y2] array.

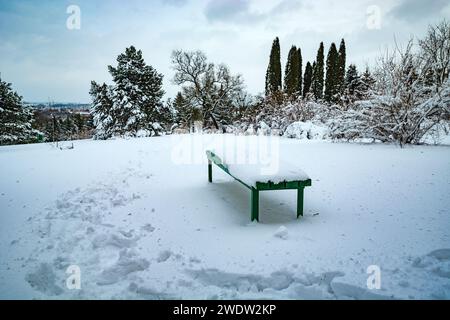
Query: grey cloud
[[271, 0, 303, 14], [389, 0, 449, 22], [204, 0, 253, 22], [204, 0, 304, 24]]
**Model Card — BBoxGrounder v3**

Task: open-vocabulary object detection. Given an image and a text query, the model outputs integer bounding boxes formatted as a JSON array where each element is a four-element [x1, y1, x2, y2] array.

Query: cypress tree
[[312, 42, 324, 99], [284, 45, 300, 96], [337, 39, 346, 94], [303, 62, 313, 97], [265, 37, 282, 96], [297, 47, 303, 97], [310, 61, 316, 96], [324, 42, 339, 102]]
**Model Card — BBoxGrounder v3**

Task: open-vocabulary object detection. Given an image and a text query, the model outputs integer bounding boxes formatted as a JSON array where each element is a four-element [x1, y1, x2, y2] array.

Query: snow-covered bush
[[283, 121, 329, 140], [329, 22, 450, 146]]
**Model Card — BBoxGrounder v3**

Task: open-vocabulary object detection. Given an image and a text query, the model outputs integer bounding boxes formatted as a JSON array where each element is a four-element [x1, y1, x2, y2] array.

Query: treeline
[[254, 20, 450, 146], [264, 37, 375, 104], [32, 109, 94, 142], [88, 35, 381, 140], [1, 20, 449, 146]]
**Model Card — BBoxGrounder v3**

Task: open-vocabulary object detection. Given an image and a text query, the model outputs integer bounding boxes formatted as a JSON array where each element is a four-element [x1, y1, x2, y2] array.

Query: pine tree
[[345, 64, 360, 96], [173, 92, 192, 128], [284, 46, 300, 96], [297, 47, 303, 97], [343, 64, 367, 104], [90, 81, 115, 139], [359, 67, 376, 97], [337, 39, 346, 94], [0, 77, 36, 145], [90, 46, 165, 138], [312, 42, 325, 99], [74, 113, 85, 133], [265, 37, 282, 96], [303, 62, 313, 97], [324, 42, 339, 102], [108, 46, 164, 135]]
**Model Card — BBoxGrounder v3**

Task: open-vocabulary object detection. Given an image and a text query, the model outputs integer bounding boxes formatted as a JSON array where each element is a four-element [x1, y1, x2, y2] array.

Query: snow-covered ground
[[0, 134, 449, 300]]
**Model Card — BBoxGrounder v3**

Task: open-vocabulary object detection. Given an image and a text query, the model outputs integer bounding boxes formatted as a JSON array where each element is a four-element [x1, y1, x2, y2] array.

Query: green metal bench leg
[[208, 160, 212, 183], [251, 188, 259, 222], [297, 187, 304, 218]]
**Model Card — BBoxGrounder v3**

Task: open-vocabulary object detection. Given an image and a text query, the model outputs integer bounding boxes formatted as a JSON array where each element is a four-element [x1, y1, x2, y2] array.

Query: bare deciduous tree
[[418, 20, 450, 91], [171, 50, 245, 131]]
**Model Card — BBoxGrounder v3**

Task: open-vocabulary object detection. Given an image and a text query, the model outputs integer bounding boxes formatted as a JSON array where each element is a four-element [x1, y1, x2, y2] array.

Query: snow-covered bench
[[206, 150, 312, 222]]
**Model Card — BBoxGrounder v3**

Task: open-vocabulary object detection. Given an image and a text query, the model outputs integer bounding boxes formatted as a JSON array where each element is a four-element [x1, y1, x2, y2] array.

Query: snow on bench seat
[[226, 162, 310, 188], [209, 150, 310, 188], [206, 150, 312, 221]]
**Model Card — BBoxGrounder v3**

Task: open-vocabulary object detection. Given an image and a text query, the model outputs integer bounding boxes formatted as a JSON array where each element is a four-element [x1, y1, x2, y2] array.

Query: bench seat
[[206, 150, 312, 222]]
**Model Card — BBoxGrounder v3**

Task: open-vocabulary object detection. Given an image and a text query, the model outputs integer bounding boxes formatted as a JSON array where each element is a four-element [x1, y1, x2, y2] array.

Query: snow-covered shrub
[[330, 27, 450, 146], [283, 121, 329, 140], [257, 121, 271, 135]]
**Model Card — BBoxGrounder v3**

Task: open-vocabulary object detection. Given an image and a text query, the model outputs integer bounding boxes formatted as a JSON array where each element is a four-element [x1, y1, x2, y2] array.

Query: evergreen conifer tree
[[337, 39, 346, 94], [90, 46, 165, 138], [312, 42, 324, 99], [324, 42, 339, 102], [265, 37, 282, 96], [90, 82, 115, 139], [359, 67, 376, 97], [284, 46, 300, 96], [108, 46, 164, 135], [173, 92, 192, 128], [345, 64, 360, 95], [303, 62, 313, 98], [297, 47, 303, 97], [0, 77, 36, 145]]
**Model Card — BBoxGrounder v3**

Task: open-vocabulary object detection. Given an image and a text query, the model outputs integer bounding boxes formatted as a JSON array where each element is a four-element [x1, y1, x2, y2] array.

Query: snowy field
[[0, 134, 449, 300]]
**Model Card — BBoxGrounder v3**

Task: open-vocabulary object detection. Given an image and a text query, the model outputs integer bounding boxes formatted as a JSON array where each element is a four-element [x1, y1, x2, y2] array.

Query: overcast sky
[[0, 0, 448, 103]]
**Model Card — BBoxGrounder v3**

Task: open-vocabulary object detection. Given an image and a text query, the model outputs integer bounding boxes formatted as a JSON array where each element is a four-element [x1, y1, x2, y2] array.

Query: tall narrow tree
[[337, 39, 347, 94], [312, 42, 324, 99], [303, 62, 313, 97], [265, 37, 282, 96], [284, 45, 300, 96], [324, 42, 339, 102], [297, 47, 303, 97]]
